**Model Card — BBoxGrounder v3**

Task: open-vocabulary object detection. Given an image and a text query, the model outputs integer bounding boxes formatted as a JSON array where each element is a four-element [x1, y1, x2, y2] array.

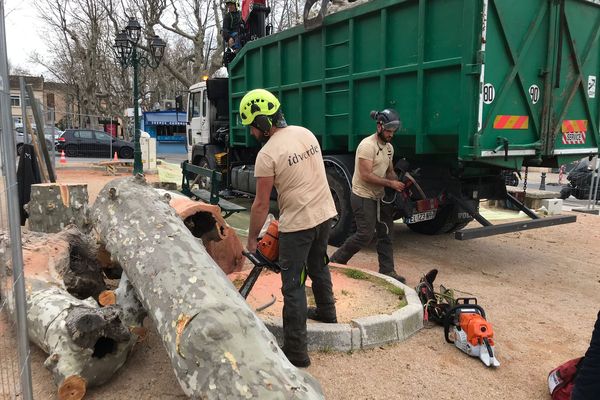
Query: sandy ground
[[2, 168, 599, 399]]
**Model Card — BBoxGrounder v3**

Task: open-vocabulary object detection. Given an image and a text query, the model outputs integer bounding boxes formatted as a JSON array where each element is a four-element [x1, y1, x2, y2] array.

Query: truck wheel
[[326, 167, 353, 246], [406, 205, 457, 235]]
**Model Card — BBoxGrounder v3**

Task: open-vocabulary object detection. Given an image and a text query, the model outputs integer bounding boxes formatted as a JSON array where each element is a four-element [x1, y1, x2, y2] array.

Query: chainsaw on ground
[[443, 298, 500, 368], [239, 220, 282, 299]]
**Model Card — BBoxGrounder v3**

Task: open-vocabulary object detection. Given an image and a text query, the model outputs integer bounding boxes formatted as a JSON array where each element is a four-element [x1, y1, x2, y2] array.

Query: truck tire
[[326, 167, 353, 246], [406, 205, 458, 235]]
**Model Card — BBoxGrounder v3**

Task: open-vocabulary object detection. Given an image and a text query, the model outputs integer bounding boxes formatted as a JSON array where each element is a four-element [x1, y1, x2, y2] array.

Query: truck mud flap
[[448, 192, 576, 240]]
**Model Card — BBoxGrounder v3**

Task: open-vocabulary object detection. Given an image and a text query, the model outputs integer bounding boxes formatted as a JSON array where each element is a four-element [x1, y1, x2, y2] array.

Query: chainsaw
[[443, 298, 500, 368], [239, 220, 282, 299]]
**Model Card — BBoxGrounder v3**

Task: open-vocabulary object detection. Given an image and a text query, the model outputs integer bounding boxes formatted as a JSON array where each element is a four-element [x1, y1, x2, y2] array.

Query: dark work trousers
[[279, 219, 336, 360], [572, 310, 600, 400], [331, 193, 395, 274]]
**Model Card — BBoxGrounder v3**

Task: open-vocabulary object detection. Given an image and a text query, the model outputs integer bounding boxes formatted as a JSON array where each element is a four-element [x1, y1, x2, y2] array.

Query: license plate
[[404, 210, 437, 224]]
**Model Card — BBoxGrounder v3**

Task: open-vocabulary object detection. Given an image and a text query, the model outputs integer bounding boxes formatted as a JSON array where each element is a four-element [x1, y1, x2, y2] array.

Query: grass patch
[[333, 266, 406, 306], [343, 268, 369, 280], [340, 289, 351, 296]]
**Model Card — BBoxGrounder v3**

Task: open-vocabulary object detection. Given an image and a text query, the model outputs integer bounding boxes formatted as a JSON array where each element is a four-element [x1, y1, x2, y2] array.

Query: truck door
[[187, 88, 204, 160], [543, 0, 599, 158]]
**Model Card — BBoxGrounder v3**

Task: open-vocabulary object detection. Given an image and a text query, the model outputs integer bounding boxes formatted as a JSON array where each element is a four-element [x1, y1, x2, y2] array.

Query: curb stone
[[259, 264, 423, 352]]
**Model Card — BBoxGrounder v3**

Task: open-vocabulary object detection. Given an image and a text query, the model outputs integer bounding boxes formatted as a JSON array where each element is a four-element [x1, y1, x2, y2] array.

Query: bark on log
[[26, 183, 90, 233], [91, 176, 324, 399]]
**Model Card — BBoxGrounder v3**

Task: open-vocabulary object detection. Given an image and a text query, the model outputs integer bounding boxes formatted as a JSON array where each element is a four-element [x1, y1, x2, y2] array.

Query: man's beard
[[377, 128, 392, 143]]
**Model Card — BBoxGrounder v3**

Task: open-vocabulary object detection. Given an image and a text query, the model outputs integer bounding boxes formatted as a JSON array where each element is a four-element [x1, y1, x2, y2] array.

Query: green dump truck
[[186, 0, 599, 244]]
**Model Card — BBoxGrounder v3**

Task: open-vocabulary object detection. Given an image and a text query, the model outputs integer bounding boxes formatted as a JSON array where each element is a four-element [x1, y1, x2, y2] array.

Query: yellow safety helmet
[[239, 89, 281, 130]]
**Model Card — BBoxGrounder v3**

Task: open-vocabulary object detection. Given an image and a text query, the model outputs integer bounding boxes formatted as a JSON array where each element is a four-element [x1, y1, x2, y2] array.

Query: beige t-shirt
[[352, 134, 394, 200], [254, 125, 337, 232]]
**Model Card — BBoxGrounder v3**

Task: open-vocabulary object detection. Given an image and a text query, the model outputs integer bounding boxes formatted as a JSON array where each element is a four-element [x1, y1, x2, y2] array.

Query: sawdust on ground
[[2, 168, 599, 400]]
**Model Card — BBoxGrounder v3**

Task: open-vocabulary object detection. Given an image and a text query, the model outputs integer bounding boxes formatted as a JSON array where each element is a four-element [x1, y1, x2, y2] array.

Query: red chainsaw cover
[[547, 357, 583, 400]]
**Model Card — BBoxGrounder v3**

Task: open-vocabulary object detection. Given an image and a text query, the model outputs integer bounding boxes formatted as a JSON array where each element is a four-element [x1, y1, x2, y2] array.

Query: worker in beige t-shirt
[[239, 89, 337, 368], [330, 109, 407, 283]]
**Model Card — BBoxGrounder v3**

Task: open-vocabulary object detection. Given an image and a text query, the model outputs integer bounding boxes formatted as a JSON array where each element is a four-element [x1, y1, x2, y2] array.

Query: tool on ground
[[444, 298, 500, 367], [415, 268, 457, 324], [239, 220, 282, 298]]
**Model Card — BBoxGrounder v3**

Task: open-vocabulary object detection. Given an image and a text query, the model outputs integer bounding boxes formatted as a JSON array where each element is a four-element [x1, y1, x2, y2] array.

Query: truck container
[[187, 0, 599, 244]]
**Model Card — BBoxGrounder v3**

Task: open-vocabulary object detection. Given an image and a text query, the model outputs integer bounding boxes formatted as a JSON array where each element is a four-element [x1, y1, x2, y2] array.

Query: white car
[[15, 127, 58, 156]]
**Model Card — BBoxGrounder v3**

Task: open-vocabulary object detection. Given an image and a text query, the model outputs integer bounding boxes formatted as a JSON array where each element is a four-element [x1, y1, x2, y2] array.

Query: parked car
[[15, 129, 54, 156], [56, 129, 135, 159]]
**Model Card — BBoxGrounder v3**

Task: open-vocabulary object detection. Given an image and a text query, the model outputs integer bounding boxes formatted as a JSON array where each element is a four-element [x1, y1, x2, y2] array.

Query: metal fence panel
[[1, 1, 34, 398]]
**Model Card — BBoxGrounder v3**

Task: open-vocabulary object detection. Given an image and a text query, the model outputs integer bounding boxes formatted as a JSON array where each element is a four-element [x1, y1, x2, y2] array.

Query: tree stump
[[91, 176, 324, 399], [26, 183, 90, 233]]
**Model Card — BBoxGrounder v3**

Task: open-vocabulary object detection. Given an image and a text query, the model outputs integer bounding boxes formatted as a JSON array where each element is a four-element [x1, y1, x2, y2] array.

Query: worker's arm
[[247, 175, 274, 252], [358, 158, 405, 192], [385, 161, 399, 181]]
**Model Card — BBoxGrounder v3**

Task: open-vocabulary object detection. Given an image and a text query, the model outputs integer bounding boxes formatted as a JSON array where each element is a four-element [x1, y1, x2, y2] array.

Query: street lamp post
[[114, 17, 165, 175]]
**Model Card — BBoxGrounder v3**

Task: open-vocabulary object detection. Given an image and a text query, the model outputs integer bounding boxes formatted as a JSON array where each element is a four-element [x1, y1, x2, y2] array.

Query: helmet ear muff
[[253, 114, 272, 133]]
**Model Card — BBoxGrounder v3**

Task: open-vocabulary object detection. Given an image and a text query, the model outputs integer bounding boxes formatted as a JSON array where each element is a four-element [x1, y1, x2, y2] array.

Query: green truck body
[[189, 0, 599, 242], [229, 0, 599, 169]]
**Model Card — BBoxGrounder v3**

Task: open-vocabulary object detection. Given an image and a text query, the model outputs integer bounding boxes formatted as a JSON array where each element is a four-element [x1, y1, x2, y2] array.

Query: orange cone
[[113, 151, 119, 162], [60, 150, 67, 164]]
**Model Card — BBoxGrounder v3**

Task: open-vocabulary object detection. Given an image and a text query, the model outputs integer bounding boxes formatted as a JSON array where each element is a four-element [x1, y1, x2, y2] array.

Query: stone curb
[[260, 264, 423, 352]]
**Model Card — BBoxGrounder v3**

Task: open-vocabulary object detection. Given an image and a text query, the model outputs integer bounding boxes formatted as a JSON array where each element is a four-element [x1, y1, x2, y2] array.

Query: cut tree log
[[91, 175, 324, 399], [26, 183, 90, 234], [26, 280, 133, 399], [0, 227, 146, 398]]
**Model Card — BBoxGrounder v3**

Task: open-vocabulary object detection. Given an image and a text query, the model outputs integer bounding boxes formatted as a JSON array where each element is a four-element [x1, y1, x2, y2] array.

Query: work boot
[[382, 271, 406, 284], [283, 349, 311, 368], [307, 307, 337, 323]]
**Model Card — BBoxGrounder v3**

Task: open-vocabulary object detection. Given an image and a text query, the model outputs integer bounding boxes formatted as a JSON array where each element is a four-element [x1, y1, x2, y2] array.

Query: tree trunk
[[91, 175, 324, 399], [26, 183, 90, 234]]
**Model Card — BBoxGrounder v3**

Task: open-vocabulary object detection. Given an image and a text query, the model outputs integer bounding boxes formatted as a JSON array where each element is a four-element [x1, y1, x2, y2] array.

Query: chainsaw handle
[[443, 304, 487, 343]]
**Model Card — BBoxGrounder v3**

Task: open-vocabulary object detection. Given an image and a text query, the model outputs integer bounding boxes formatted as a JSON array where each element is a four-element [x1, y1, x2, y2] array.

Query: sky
[[3, 0, 49, 75]]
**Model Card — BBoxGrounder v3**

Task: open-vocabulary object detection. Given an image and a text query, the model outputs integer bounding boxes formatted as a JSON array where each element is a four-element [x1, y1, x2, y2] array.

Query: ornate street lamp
[[114, 16, 166, 175]]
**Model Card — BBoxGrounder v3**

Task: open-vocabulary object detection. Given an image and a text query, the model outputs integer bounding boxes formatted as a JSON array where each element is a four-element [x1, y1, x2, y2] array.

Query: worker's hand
[[389, 180, 405, 192], [246, 237, 258, 253]]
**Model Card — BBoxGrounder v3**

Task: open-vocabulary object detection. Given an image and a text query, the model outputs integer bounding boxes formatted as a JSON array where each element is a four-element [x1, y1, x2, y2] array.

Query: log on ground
[[91, 175, 324, 399]]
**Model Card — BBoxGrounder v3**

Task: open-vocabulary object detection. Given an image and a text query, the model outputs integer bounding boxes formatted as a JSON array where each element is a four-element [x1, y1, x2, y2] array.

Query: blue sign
[[158, 135, 185, 142]]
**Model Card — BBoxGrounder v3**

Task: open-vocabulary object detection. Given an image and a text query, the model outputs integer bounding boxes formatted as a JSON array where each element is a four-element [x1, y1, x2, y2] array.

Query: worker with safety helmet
[[240, 88, 337, 368], [223, 0, 242, 50], [330, 109, 407, 283]]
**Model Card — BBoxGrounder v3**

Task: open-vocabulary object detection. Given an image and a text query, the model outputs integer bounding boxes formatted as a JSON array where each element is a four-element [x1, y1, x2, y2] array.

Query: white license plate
[[404, 210, 437, 224]]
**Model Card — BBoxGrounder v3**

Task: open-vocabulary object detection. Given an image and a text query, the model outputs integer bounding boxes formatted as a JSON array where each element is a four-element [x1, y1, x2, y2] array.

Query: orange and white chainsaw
[[444, 299, 500, 368]]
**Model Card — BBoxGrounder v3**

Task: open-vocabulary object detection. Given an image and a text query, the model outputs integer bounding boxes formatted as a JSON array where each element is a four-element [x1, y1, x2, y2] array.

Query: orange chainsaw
[[444, 298, 500, 367], [239, 220, 282, 299]]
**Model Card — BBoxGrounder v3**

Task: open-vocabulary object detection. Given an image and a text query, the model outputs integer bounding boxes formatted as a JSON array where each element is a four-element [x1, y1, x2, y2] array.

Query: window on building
[[10, 95, 20, 107], [47, 93, 55, 108], [156, 125, 186, 137], [202, 90, 207, 117]]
